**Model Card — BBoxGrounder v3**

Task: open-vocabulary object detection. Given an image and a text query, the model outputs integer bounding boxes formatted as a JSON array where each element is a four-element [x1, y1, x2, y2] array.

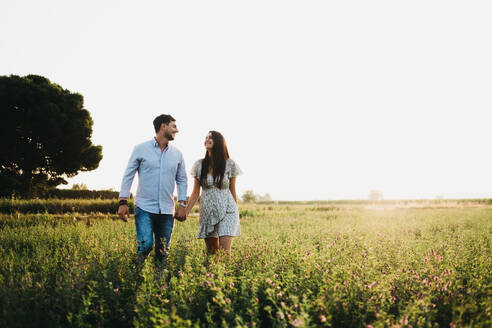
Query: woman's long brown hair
[[200, 131, 230, 189]]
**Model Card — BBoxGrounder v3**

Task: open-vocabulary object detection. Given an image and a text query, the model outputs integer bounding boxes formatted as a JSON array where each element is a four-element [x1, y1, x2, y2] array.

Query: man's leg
[[135, 207, 154, 263], [153, 214, 174, 263]]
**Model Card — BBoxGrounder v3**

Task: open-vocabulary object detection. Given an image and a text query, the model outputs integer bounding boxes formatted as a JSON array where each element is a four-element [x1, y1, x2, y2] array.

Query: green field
[[1, 202, 491, 327]]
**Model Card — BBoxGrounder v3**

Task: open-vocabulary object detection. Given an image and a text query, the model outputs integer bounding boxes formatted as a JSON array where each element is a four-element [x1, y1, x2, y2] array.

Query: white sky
[[1, 1, 491, 200]]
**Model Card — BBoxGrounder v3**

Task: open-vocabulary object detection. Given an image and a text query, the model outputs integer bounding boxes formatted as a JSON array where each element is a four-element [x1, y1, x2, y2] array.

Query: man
[[118, 114, 187, 264]]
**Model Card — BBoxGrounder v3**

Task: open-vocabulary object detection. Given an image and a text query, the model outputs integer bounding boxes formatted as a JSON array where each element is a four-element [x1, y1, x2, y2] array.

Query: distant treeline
[[41, 189, 123, 199], [2, 198, 492, 215], [257, 198, 492, 205], [0, 198, 134, 214]]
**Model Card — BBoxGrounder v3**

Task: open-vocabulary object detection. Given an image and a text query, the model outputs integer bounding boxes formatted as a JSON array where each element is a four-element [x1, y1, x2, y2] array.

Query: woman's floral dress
[[191, 159, 242, 239]]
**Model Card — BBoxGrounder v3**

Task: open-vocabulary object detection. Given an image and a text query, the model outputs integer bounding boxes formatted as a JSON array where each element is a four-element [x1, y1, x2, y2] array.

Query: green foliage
[[43, 189, 121, 200], [0, 198, 132, 214], [0, 74, 103, 198], [0, 204, 491, 327]]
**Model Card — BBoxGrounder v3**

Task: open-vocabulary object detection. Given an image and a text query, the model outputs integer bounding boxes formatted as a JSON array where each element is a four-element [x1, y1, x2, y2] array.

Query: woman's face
[[204, 133, 214, 150]]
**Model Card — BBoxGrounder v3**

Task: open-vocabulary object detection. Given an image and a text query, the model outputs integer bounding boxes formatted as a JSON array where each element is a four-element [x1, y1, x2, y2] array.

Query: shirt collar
[[153, 138, 170, 150]]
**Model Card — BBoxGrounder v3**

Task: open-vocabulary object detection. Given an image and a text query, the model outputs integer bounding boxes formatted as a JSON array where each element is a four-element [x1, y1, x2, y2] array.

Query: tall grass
[[1, 204, 491, 327]]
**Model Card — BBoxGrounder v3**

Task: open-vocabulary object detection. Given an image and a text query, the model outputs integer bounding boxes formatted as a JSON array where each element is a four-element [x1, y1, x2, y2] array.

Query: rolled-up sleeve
[[119, 146, 140, 198], [175, 153, 188, 201]]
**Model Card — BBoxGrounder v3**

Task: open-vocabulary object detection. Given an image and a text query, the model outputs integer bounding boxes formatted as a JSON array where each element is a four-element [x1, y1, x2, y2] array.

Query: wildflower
[[276, 311, 285, 320], [225, 298, 231, 304], [319, 315, 327, 323], [291, 318, 303, 327]]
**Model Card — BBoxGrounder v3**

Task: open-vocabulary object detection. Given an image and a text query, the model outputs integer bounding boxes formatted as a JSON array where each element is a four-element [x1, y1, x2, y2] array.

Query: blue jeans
[[134, 206, 174, 262]]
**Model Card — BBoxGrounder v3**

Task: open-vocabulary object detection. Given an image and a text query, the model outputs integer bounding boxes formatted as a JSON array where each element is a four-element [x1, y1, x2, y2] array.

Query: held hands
[[174, 205, 187, 222], [118, 205, 129, 222]]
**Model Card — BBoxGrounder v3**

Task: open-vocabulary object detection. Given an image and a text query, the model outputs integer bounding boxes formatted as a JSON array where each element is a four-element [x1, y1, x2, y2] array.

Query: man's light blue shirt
[[119, 139, 187, 215]]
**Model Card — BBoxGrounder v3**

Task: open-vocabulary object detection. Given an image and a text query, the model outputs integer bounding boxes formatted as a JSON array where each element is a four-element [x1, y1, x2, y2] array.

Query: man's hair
[[153, 114, 175, 133]]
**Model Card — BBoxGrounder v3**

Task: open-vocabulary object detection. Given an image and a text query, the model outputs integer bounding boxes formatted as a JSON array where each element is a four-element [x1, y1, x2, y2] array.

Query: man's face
[[162, 121, 178, 140]]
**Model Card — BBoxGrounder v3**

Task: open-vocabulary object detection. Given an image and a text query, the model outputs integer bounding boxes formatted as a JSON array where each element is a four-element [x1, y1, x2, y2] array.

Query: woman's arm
[[229, 177, 238, 204], [185, 178, 201, 216]]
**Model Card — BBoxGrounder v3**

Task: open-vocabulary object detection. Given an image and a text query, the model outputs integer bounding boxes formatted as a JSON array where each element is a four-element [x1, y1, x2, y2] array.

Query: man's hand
[[118, 205, 129, 222], [174, 206, 187, 222]]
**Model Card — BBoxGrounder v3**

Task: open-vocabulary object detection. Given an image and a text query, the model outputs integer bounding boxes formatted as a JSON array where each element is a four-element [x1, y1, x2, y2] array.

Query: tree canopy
[[241, 190, 257, 203], [0, 75, 102, 198], [369, 189, 383, 201]]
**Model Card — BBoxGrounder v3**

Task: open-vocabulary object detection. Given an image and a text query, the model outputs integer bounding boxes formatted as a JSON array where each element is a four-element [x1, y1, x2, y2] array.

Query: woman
[[185, 131, 242, 255]]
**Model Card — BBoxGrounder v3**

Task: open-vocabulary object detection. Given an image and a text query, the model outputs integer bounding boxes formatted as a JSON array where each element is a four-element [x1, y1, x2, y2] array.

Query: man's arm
[[118, 146, 140, 221], [174, 153, 188, 220]]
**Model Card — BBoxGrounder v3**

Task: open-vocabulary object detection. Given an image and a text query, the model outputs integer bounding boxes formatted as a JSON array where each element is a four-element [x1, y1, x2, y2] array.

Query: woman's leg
[[218, 236, 233, 256], [205, 237, 219, 254]]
